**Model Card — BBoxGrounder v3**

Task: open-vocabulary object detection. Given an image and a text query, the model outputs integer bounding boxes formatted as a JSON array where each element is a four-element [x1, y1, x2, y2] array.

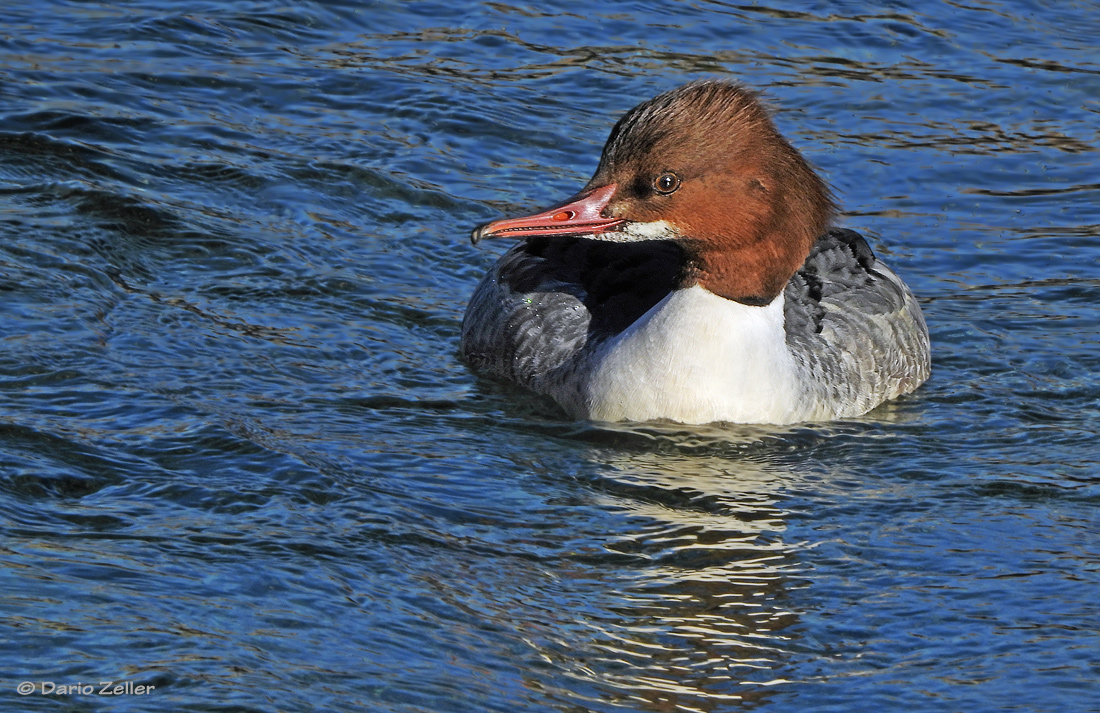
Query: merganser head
[[470, 80, 835, 305]]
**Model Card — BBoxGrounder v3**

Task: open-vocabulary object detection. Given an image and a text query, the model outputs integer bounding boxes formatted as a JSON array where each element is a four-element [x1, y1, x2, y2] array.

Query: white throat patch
[[595, 219, 679, 243]]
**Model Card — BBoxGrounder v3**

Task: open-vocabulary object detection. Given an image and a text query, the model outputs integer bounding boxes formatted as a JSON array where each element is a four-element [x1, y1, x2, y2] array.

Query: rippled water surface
[[3, 1, 1099, 711]]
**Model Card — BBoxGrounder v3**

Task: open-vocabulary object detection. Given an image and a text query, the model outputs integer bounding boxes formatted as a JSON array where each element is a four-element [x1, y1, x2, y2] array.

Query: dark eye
[[653, 172, 681, 195]]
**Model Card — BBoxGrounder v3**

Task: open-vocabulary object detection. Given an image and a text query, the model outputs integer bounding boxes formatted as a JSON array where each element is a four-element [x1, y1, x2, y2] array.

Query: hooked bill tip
[[470, 224, 489, 245]]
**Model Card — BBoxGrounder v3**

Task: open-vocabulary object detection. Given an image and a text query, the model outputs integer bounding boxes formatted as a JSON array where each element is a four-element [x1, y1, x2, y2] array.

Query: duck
[[461, 80, 930, 425]]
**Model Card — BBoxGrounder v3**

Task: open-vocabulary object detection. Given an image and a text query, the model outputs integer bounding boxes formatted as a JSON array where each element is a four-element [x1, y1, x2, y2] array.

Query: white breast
[[558, 285, 809, 424]]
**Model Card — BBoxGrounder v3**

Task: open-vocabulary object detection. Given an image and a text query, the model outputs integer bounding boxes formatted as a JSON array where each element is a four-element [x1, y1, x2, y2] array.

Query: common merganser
[[461, 80, 930, 425]]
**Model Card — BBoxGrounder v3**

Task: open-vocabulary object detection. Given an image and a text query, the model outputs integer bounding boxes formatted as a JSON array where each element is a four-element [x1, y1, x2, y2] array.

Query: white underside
[[557, 285, 813, 425]]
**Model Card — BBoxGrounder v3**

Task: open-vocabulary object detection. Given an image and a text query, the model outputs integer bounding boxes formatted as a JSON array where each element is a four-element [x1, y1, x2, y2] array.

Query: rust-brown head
[[471, 80, 836, 305]]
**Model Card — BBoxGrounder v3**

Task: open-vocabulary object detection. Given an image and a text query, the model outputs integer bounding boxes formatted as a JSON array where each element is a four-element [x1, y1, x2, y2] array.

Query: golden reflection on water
[[481, 412, 924, 711], [545, 440, 805, 712]]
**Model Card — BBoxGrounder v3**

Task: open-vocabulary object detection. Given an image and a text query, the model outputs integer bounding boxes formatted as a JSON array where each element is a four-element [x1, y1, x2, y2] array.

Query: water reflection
[[418, 425, 808, 711], [574, 448, 800, 711]]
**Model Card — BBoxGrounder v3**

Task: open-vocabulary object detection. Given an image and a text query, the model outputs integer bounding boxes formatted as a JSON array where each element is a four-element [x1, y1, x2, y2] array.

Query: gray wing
[[461, 242, 594, 388], [784, 228, 931, 417], [460, 238, 683, 389]]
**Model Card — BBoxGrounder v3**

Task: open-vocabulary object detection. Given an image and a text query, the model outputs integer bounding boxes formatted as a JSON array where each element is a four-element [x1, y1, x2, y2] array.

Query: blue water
[[2, 1, 1099, 711]]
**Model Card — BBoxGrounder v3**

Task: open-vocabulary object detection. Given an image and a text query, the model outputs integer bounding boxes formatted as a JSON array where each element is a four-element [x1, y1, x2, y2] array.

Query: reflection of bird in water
[[544, 439, 804, 711]]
